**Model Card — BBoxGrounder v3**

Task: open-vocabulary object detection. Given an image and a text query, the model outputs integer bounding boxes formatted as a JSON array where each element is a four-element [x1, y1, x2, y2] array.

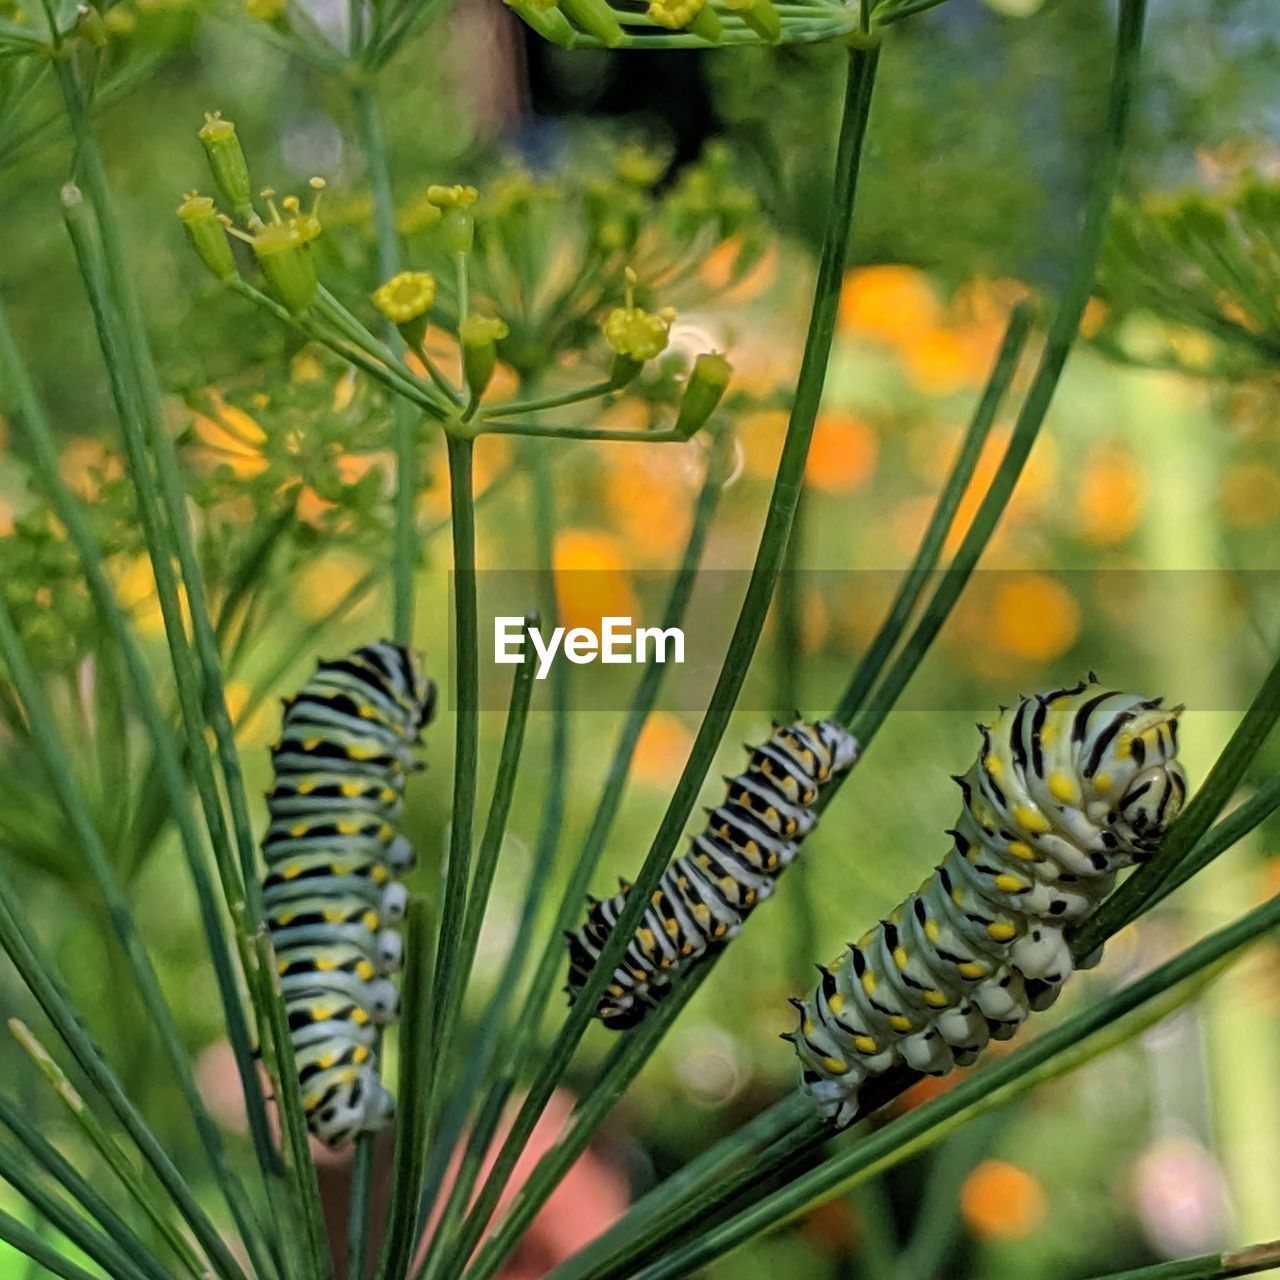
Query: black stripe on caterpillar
[[790, 679, 1186, 1128], [567, 719, 860, 1029]]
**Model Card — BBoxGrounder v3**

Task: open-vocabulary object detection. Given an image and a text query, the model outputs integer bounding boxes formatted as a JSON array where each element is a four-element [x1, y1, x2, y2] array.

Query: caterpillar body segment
[[792, 681, 1187, 1128], [262, 640, 435, 1148], [567, 719, 860, 1030]]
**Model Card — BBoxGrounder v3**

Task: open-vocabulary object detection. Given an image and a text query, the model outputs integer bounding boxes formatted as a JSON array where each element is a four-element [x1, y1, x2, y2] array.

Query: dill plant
[[0, 0, 1276, 1279]]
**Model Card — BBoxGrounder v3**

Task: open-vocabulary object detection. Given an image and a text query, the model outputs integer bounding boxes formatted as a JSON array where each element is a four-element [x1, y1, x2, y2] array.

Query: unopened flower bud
[[460, 314, 509, 400], [502, 0, 576, 43], [253, 222, 316, 313], [373, 270, 436, 346], [177, 192, 238, 282], [674, 353, 731, 438], [427, 184, 479, 255], [198, 113, 255, 224]]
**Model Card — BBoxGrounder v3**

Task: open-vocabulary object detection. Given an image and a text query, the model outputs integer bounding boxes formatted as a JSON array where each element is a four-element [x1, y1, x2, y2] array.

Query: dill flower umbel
[[603, 269, 674, 384], [647, 0, 721, 37], [373, 271, 437, 345]]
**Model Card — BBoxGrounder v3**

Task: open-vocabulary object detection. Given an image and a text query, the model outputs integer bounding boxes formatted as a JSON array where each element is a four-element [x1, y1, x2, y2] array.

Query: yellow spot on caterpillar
[[322, 907, 345, 923], [356, 960, 375, 980], [860, 970, 877, 996], [316, 958, 336, 972], [924, 920, 940, 943], [303, 737, 321, 750], [289, 823, 308, 838], [803, 1019, 815, 1035], [966, 847, 979, 864], [853, 1036, 879, 1055], [362, 911, 379, 930], [381, 788, 397, 803], [994, 874, 1029, 894], [952, 886, 965, 906], [893, 946, 909, 970], [373, 866, 390, 885], [348, 744, 378, 761], [312, 1005, 331, 1021], [827, 994, 845, 1016], [957, 961, 987, 980], [1094, 772, 1112, 792], [352, 1009, 369, 1025], [341, 782, 362, 798], [638, 928, 656, 950], [298, 780, 316, 795], [1048, 771, 1077, 804], [889, 1014, 913, 1032], [353, 1045, 370, 1063], [1007, 841, 1036, 861], [1013, 805, 1049, 834], [822, 1056, 849, 1074], [378, 824, 395, 842], [665, 920, 679, 935], [987, 922, 1017, 943], [923, 990, 949, 1008], [276, 961, 288, 976], [985, 753, 1002, 777], [283, 863, 303, 879], [276, 911, 296, 926], [317, 1053, 335, 1069]]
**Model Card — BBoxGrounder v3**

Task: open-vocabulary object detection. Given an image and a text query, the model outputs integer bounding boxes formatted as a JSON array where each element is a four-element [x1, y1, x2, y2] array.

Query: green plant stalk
[[346, 77, 417, 1276], [1084, 1242, 1280, 1280], [0, 594, 219, 1279], [481, 380, 617, 418], [376, 902, 435, 1280], [449, 622, 539, 1021], [59, 82, 267, 937], [0, 860, 250, 1280], [474, 420, 687, 442], [413, 442, 574, 1276], [8, 1020, 202, 1278], [0, 1207, 103, 1280], [444, 41, 880, 1272], [627, 874, 1280, 1280], [413, 429, 730, 1274], [1075, 649, 1280, 954], [252, 932, 332, 1278], [833, 303, 1032, 723], [411, 431, 482, 1246], [0, 1095, 174, 1280], [0, 299, 270, 1280], [214, 496, 299, 647], [0, 1142, 153, 1280], [60, 184, 289, 1252]]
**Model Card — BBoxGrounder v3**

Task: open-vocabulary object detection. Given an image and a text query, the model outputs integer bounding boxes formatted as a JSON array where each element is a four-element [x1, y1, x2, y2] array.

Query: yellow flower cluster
[[372, 271, 437, 325], [603, 305, 673, 361]]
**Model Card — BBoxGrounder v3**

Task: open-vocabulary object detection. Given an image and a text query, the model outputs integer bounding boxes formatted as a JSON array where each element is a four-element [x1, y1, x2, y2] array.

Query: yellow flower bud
[[198, 113, 255, 224], [373, 270, 436, 346], [674, 352, 731, 439], [177, 192, 238, 282], [603, 306, 671, 361], [459, 314, 509, 400], [427, 185, 479, 255]]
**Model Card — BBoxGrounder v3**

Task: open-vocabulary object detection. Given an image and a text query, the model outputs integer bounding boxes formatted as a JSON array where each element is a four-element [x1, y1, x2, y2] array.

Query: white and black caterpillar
[[567, 719, 860, 1029], [262, 641, 435, 1147], [790, 680, 1186, 1127]]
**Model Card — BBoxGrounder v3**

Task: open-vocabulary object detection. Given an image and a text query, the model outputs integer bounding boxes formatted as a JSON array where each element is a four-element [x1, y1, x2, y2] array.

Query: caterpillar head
[[1097, 699, 1187, 859]]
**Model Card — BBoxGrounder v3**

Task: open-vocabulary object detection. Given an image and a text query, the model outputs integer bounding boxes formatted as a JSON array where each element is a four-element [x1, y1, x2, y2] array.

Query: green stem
[[481, 380, 617, 418], [0, 294, 271, 1280], [0, 1207, 103, 1280], [833, 303, 1032, 724], [446, 41, 880, 1274], [0, 860, 250, 1280], [375, 903, 435, 1280], [475, 419, 685, 442], [1084, 1244, 1280, 1280]]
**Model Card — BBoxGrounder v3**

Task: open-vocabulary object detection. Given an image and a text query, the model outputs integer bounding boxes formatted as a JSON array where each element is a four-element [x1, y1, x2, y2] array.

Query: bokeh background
[[1, 0, 1278, 1275]]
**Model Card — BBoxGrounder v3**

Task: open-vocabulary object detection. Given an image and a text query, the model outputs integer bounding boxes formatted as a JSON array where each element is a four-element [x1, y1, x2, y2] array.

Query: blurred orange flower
[[805, 412, 878, 495], [553, 529, 640, 633], [1077, 445, 1145, 545], [738, 407, 788, 479], [58, 436, 125, 501], [290, 551, 376, 623], [838, 265, 940, 345], [960, 1159, 1047, 1241], [188, 390, 269, 479], [631, 712, 694, 787], [991, 573, 1080, 662]]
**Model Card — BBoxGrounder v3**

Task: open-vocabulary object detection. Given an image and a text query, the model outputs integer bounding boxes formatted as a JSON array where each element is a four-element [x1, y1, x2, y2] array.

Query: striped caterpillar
[[790, 680, 1186, 1128], [262, 641, 435, 1148], [567, 719, 860, 1029]]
